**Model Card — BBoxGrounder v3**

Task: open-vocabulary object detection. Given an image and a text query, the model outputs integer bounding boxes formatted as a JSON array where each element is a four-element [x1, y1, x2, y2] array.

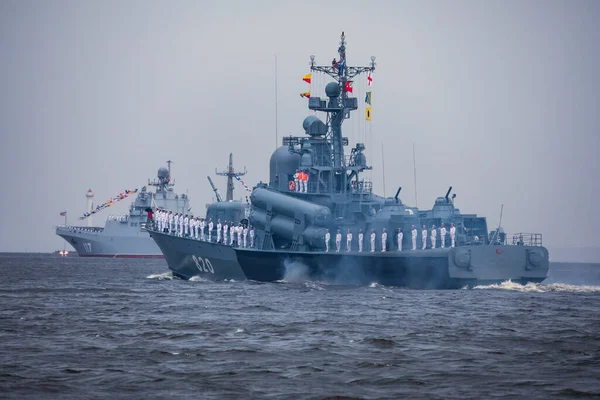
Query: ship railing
[[107, 215, 129, 223], [58, 225, 104, 233], [350, 181, 373, 195], [510, 233, 543, 247]]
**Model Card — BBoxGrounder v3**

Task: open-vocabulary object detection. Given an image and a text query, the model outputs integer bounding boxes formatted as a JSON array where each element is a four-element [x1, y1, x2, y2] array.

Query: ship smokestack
[[86, 188, 94, 227]]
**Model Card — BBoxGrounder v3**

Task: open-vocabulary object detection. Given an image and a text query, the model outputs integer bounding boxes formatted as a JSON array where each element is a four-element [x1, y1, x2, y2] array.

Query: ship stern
[[448, 245, 549, 287]]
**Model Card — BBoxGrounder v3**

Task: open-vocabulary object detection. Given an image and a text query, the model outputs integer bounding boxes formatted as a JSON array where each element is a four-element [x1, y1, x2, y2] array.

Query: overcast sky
[[1, 0, 598, 256]]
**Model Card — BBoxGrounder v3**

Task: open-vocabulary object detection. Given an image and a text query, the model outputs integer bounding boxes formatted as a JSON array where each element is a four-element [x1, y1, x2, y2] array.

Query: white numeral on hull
[[192, 255, 214, 274]]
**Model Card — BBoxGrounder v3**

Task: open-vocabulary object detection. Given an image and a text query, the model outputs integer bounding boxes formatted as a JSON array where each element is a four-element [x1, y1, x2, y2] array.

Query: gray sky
[[1, 0, 599, 256]]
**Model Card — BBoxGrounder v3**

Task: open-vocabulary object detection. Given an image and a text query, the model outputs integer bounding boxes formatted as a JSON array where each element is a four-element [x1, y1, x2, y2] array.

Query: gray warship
[[148, 33, 549, 288], [56, 162, 190, 258]]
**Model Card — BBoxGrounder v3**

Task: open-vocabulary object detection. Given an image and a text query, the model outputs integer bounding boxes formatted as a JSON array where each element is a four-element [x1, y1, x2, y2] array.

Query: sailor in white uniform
[[294, 170, 300, 193], [168, 211, 173, 234], [397, 228, 403, 252], [199, 218, 206, 241], [346, 229, 352, 252], [183, 215, 189, 237], [325, 229, 330, 252], [243, 225, 248, 248], [223, 221, 228, 245], [370, 229, 376, 252], [179, 214, 184, 237], [422, 225, 427, 250], [249, 227, 255, 248], [335, 230, 342, 253], [450, 223, 456, 248], [208, 219, 214, 242], [381, 228, 387, 252], [229, 223, 235, 245], [237, 223, 243, 247], [216, 220, 222, 243], [430, 224, 437, 249], [440, 223, 447, 248], [173, 213, 178, 236], [411, 225, 417, 250], [358, 229, 364, 252]]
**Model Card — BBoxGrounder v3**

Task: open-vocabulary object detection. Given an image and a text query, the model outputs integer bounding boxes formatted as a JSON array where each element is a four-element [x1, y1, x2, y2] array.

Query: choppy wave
[[473, 280, 600, 293]]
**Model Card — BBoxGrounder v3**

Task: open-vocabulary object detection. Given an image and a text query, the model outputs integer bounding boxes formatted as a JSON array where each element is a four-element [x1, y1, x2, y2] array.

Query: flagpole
[[62, 211, 67, 254]]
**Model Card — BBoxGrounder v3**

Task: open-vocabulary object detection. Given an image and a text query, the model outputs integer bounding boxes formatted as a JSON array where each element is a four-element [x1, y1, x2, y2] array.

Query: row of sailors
[[324, 223, 457, 252], [153, 210, 255, 248]]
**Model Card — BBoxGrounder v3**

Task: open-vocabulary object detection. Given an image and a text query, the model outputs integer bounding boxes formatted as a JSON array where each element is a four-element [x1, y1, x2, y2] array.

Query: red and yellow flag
[[300, 90, 310, 98], [302, 73, 311, 84]]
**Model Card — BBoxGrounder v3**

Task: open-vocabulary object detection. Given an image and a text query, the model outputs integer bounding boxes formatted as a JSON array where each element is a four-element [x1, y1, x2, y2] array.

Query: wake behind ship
[[56, 163, 190, 258], [148, 32, 549, 287]]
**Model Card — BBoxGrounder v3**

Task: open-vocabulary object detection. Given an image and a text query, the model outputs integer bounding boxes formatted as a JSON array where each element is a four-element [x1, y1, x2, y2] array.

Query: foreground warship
[[56, 163, 190, 258], [148, 33, 549, 288]]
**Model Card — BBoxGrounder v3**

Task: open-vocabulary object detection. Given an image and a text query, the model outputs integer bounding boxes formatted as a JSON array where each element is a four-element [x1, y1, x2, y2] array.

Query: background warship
[[56, 163, 190, 258], [148, 33, 549, 288]]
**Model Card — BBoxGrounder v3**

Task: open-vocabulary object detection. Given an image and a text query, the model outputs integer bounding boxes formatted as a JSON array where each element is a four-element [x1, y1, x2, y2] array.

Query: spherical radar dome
[[325, 82, 340, 98], [158, 167, 170, 179]]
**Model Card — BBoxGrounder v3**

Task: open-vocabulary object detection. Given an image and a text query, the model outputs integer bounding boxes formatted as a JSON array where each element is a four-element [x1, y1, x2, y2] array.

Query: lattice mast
[[216, 153, 246, 201], [310, 32, 375, 170]]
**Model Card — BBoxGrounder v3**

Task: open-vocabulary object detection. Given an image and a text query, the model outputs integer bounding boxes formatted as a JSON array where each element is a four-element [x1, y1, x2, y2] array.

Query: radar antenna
[[166, 160, 173, 175], [215, 153, 246, 201]]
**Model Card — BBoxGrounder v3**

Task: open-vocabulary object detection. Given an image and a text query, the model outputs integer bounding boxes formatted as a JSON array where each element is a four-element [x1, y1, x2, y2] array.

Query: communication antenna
[[413, 142, 418, 207], [275, 54, 279, 150], [381, 142, 386, 197]]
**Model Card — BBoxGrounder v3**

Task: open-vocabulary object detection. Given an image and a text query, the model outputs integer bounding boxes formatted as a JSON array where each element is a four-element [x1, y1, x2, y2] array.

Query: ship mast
[[216, 153, 246, 201], [310, 32, 376, 180]]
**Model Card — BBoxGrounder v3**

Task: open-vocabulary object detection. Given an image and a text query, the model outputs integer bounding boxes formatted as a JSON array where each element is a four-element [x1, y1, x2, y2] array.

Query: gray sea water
[[0, 253, 599, 399]]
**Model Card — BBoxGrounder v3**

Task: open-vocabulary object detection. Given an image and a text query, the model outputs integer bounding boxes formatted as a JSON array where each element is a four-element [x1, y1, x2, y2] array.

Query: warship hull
[[56, 225, 163, 258], [149, 230, 549, 288]]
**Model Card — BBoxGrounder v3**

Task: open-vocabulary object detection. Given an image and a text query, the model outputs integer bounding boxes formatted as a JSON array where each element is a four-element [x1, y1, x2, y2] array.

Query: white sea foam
[[473, 280, 600, 293], [303, 281, 325, 291], [146, 272, 174, 280], [189, 275, 209, 282]]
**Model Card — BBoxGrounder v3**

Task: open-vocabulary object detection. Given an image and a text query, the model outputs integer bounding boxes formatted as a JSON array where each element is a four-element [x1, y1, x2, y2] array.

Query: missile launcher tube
[[250, 188, 332, 226], [250, 209, 326, 249]]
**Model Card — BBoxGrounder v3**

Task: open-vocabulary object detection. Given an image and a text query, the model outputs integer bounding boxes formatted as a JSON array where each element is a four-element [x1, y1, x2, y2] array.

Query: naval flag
[[59, 211, 67, 216]]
